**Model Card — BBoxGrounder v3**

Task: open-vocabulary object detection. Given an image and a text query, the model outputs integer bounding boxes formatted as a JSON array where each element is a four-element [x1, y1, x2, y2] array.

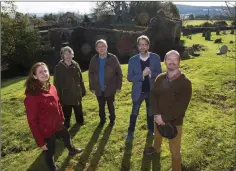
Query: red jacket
[[24, 84, 65, 147]]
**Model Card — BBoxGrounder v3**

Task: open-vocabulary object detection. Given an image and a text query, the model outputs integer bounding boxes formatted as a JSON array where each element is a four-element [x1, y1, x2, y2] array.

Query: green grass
[[183, 20, 232, 26], [1, 32, 236, 171]]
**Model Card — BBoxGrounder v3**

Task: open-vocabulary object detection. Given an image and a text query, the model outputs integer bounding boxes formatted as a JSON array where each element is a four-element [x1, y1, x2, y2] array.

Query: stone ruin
[[39, 10, 182, 69]]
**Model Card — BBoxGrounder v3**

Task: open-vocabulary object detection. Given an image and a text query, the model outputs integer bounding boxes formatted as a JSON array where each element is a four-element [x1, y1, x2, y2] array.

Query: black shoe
[[144, 147, 161, 155], [68, 148, 83, 156], [77, 122, 85, 126]]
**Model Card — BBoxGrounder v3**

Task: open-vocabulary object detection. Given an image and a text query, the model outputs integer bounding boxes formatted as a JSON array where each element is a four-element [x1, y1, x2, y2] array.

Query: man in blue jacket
[[126, 35, 162, 141]]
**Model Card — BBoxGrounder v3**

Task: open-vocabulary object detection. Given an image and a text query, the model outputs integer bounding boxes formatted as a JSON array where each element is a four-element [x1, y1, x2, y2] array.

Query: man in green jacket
[[54, 46, 86, 128], [145, 50, 192, 171]]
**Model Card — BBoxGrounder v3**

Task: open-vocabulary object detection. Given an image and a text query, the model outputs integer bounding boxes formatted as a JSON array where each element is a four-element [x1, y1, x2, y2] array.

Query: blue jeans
[[128, 92, 154, 133]]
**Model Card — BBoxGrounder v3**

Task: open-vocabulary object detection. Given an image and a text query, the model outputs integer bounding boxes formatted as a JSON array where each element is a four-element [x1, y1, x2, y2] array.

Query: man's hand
[[41, 144, 48, 151], [154, 115, 165, 125], [145, 67, 152, 78], [143, 67, 151, 77], [145, 67, 151, 75]]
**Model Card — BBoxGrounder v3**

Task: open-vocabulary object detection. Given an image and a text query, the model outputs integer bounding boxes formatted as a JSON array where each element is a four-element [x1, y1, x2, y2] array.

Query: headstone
[[216, 27, 220, 35], [222, 30, 226, 34], [229, 41, 234, 44], [217, 45, 228, 55], [187, 35, 192, 40], [202, 31, 205, 37], [205, 30, 211, 40], [214, 38, 222, 43]]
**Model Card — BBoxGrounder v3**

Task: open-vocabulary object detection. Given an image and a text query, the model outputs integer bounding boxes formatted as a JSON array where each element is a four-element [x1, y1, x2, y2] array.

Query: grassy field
[[183, 20, 232, 26], [1, 31, 235, 171]]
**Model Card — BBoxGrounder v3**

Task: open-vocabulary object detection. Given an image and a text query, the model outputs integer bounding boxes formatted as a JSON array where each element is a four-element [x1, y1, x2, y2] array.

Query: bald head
[[164, 50, 180, 61], [164, 50, 181, 71]]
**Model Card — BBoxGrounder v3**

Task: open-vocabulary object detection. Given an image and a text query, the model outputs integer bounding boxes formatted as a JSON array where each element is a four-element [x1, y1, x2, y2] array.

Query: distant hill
[[176, 4, 235, 16], [27, 4, 235, 18]]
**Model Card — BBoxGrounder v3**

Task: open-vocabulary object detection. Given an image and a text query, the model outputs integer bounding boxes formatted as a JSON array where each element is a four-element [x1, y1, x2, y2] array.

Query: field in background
[[183, 20, 232, 26]]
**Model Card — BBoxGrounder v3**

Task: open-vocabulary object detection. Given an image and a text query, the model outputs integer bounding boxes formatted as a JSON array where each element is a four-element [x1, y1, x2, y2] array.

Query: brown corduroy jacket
[[88, 53, 123, 97], [150, 72, 192, 126]]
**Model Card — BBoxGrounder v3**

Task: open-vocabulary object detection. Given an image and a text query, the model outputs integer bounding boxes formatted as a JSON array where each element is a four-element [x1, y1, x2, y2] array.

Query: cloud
[[15, 2, 94, 14]]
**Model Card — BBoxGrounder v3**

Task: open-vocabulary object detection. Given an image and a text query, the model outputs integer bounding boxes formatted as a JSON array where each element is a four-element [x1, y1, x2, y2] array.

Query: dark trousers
[[44, 127, 74, 170], [62, 103, 84, 128], [128, 92, 154, 133], [96, 92, 115, 123]]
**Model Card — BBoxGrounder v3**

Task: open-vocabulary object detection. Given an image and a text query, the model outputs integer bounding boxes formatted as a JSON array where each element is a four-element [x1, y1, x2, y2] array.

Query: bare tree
[[221, 1, 236, 19]]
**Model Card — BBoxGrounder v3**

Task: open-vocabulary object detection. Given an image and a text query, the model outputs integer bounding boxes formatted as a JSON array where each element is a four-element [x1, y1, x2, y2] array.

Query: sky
[[14, 2, 233, 15]]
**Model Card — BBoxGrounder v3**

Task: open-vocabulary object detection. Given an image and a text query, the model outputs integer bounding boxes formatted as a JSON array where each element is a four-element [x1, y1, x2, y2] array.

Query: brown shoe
[[144, 147, 161, 155]]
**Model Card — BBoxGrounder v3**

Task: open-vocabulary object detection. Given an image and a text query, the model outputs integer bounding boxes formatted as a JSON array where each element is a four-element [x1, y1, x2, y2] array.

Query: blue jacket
[[127, 52, 162, 102]]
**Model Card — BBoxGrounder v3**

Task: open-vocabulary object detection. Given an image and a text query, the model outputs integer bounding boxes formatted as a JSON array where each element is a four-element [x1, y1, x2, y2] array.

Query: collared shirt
[[139, 52, 150, 61]]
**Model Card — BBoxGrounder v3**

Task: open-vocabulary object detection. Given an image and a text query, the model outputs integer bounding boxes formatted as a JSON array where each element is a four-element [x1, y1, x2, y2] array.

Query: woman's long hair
[[24, 62, 50, 94]]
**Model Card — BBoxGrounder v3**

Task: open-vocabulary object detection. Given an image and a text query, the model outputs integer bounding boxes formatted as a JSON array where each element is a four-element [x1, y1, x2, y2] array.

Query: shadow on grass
[[74, 125, 104, 170], [1, 76, 26, 88], [85, 125, 113, 171], [27, 124, 81, 171], [141, 135, 161, 171], [121, 139, 134, 171]]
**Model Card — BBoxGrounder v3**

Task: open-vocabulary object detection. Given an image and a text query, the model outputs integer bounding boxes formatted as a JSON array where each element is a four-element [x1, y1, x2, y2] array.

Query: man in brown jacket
[[145, 50, 192, 171], [54, 46, 86, 129], [88, 39, 122, 127]]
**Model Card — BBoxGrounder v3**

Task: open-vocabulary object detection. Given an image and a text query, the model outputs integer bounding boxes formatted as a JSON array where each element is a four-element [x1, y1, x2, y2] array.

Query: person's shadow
[[85, 125, 113, 171], [73, 125, 105, 170], [27, 124, 81, 171], [141, 135, 161, 171], [121, 139, 134, 171]]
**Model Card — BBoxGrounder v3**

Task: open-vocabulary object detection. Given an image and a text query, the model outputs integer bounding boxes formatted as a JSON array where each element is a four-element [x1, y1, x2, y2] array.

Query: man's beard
[[140, 49, 148, 54]]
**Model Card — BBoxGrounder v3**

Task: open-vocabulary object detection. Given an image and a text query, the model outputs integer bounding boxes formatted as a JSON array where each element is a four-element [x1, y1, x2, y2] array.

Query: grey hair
[[95, 39, 108, 48], [60, 46, 74, 59], [164, 50, 180, 61]]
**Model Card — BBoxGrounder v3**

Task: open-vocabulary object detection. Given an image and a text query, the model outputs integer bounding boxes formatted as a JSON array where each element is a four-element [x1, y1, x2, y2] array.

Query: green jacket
[[54, 60, 86, 105], [150, 72, 192, 126]]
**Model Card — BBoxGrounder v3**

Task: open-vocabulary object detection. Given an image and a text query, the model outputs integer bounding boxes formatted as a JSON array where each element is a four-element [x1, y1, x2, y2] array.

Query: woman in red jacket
[[24, 62, 83, 171]]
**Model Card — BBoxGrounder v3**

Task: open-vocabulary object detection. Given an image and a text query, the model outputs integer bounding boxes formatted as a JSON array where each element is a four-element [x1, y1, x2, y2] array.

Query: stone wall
[[69, 27, 142, 64], [46, 10, 182, 69]]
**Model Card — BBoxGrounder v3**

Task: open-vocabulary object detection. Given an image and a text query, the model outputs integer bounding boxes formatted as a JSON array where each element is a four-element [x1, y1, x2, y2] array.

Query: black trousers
[[62, 103, 84, 128], [44, 127, 74, 170], [96, 92, 115, 123]]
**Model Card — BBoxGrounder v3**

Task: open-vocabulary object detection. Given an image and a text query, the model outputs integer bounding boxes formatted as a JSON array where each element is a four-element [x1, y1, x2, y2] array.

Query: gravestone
[[205, 30, 211, 40], [202, 31, 205, 37], [216, 27, 220, 35], [214, 38, 222, 43], [217, 45, 228, 55], [222, 30, 226, 34]]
